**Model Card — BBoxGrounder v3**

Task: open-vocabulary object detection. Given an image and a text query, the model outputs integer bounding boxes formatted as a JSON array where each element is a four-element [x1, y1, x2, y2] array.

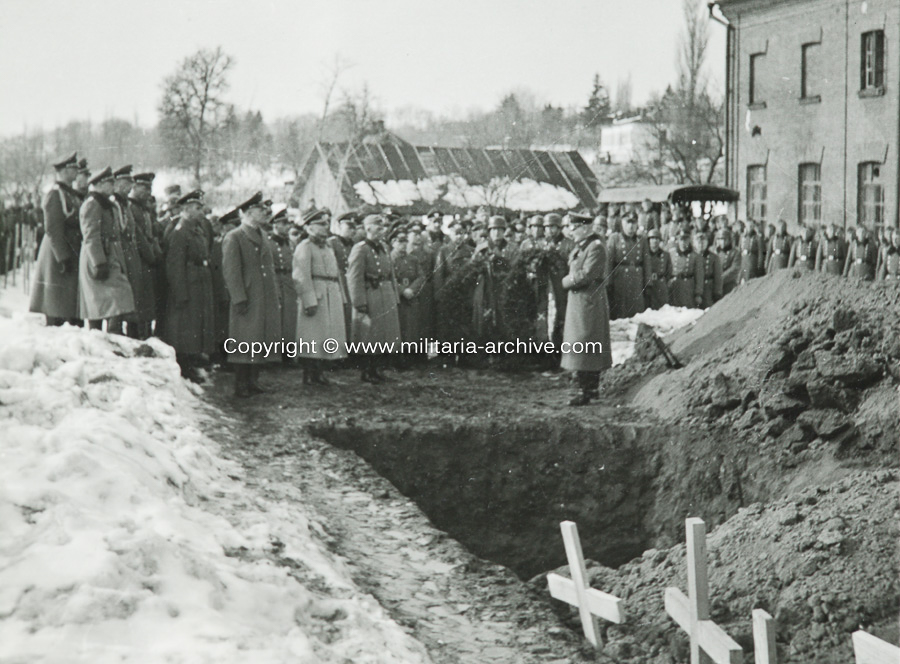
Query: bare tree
[[0, 131, 50, 204], [158, 47, 235, 187], [317, 54, 354, 141]]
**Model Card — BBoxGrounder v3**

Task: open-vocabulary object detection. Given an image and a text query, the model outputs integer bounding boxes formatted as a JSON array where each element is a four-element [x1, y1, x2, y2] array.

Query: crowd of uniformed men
[[27, 152, 900, 405]]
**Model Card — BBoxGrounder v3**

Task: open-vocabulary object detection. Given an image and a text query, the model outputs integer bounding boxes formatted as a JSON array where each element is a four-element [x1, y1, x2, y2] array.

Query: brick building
[[717, 0, 899, 231]]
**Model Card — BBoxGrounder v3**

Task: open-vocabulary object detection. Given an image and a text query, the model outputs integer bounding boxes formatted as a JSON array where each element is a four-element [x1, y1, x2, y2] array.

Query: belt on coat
[[312, 274, 338, 282], [276, 268, 291, 274]]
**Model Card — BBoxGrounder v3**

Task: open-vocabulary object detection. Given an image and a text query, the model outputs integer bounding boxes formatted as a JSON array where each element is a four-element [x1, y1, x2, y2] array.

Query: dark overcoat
[[560, 234, 612, 373], [607, 232, 646, 319], [222, 224, 283, 363], [164, 220, 215, 355]]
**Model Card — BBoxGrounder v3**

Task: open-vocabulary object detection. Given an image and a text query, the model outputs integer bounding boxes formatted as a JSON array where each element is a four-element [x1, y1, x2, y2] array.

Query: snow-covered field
[[0, 295, 430, 662]]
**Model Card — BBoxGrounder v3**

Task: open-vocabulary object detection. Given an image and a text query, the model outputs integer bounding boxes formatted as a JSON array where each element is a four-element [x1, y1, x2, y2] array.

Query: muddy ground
[[199, 269, 899, 663]]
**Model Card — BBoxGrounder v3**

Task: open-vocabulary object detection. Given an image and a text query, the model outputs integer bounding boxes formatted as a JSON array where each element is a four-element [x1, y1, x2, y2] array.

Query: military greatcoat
[[29, 182, 83, 319], [392, 247, 426, 344], [78, 192, 135, 320], [271, 234, 298, 344], [293, 237, 347, 359], [560, 234, 612, 373], [607, 232, 646, 319], [164, 220, 215, 355], [815, 237, 846, 275], [222, 224, 283, 363], [347, 239, 400, 348]]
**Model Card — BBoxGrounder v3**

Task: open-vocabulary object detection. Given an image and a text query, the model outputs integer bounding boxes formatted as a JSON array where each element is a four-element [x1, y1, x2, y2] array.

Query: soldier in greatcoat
[[876, 228, 900, 280], [695, 232, 723, 308], [222, 192, 283, 397], [110, 166, 145, 336], [715, 229, 740, 296], [765, 221, 792, 273], [668, 231, 702, 308], [77, 167, 135, 329], [293, 211, 348, 385], [843, 226, 878, 280], [471, 216, 515, 345], [30, 153, 83, 325], [560, 212, 611, 407], [347, 214, 401, 383], [738, 221, 764, 284], [128, 172, 163, 338], [815, 223, 846, 275], [788, 226, 818, 271], [163, 191, 215, 380], [607, 215, 647, 319], [269, 208, 298, 354], [210, 208, 239, 364], [390, 225, 426, 363], [326, 210, 359, 340], [643, 229, 671, 310]]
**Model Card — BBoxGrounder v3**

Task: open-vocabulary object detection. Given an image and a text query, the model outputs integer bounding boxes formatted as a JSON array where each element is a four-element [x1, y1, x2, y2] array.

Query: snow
[[0, 303, 430, 662], [354, 175, 580, 212], [610, 305, 705, 365]]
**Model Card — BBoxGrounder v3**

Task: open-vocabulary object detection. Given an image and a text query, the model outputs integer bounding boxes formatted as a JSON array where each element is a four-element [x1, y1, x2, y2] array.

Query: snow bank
[[354, 175, 579, 212], [610, 305, 705, 365], [0, 313, 429, 663]]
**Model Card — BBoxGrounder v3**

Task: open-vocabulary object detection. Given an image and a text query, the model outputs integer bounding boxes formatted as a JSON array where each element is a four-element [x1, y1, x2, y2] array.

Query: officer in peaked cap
[[128, 171, 162, 339], [109, 165, 144, 337], [77, 166, 136, 331], [29, 152, 83, 325], [222, 191, 282, 397], [268, 207, 298, 354], [75, 158, 90, 196], [560, 209, 611, 406]]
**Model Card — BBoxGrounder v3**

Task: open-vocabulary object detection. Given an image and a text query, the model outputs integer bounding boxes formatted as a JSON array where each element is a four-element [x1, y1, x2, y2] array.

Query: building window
[[747, 165, 767, 222], [750, 53, 766, 105], [801, 43, 821, 100], [860, 30, 885, 91], [798, 163, 822, 223], [858, 162, 884, 227]]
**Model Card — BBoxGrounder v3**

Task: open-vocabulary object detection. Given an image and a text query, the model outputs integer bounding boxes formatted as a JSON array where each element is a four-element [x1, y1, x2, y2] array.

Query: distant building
[[718, 0, 899, 231], [599, 117, 657, 165], [295, 141, 599, 217]]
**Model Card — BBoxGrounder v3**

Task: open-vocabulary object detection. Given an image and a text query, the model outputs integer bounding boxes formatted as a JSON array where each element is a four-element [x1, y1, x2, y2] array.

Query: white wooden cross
[[665, 517, 743, 664], [546, 520, 625, 647], [852, 630, 900, 664], [752, 609, 776, 664]]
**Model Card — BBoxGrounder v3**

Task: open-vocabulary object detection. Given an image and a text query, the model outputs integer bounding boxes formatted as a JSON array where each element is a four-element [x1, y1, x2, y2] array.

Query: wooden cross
[[752, 609, 776, 664], [546, 520, 625, 647], [852, 630, 900, 664], [665, 517, 743, 664]]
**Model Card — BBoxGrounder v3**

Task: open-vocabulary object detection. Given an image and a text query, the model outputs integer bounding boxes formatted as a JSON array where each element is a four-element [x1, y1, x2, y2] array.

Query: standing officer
[[738, 221, 763, 284], [696, 232, 723, 308], [293, 210, 348, 385], [164, 190, 215, 380], [644, 229, 671, 309], [30, 153, 83, 325], [347, 214, 401, 383], [560, 212, 611, 407], [607, 214, 646, 318], [77, 167, 135, 330], [269, 208, 298, 354], [715, 229, 740, 296], [129, 172, 162, 338], [111, 166, 145, 336], [391, 224, 425, 362], [815, 223, 846, 275], [326, 210, 358, 340], [222, 192, 283, 397]]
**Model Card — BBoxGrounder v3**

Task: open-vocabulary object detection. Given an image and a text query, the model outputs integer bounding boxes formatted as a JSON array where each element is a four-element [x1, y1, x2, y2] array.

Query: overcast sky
[[0, 0, 726, 137]]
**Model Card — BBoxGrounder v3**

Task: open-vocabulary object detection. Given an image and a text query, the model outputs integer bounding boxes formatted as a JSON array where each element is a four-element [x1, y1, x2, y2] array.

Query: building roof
[[297, 141, 599, 213]]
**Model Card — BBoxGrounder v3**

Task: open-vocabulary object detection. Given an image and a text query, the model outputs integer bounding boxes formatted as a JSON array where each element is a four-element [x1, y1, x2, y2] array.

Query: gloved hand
[[305, 304, 318, 317], [93, 263, 110, 281], [234, 300, 250, 315], [58, 257, 75, 275], [355, 304, 368, 315]]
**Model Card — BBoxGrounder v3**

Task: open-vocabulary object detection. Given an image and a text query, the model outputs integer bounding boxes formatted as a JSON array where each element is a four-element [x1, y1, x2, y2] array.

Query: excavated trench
[[307, 415, 705, 580]]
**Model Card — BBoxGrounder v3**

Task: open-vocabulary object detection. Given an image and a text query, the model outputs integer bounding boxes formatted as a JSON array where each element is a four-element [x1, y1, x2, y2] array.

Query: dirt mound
[[632, 270, 899, 465], [535, 469, 898, 664]]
